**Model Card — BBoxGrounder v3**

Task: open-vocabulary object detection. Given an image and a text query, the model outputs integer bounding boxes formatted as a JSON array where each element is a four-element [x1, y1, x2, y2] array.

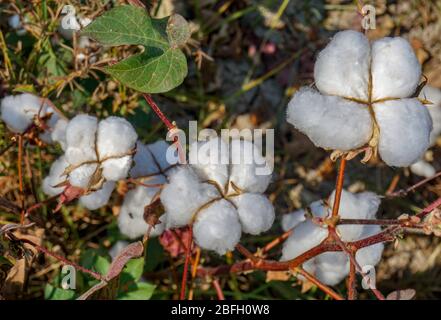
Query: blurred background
[[0, 0, 440, 299]]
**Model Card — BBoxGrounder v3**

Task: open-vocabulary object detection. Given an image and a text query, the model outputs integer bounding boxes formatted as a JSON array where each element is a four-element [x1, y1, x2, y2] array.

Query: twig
[[331, 157, 347, 218], [296, 267, 344, 301], [180, 225, 193, 300], [387, 170, 441, 198], [212, 278, 225, 300]]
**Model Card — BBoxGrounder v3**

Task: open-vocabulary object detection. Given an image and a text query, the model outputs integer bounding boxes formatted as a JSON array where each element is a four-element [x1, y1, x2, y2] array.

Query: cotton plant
[[286, 30, 433, 167], [281, 189, 384, 286], [160, 137, 275, 255], [410, 85, 441, 178], [0, 93, 68, 147], [117, 140, 178, 239]]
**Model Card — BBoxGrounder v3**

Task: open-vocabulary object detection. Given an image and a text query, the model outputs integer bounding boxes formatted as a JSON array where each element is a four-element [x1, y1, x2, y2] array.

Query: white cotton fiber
[[287, 87, 372, 151], [118, 182, 166, 239], [371, 37, 421, 100], [281, 220, 328, 261], [161, 166, 219, 228], [281, 209, 306, 231], [79, 181, 115, 210], [313, 252, 350, 286], [410, 159, 436, 178], [232, 193, 275, 235], [148, 140, 178, 171], [329, 190, 381, 241], [1, 94, 48, 133], [229, 139, 272, 193], [101, 156, 133, 182], [42, 156, 69, 196], [419, 85, 441, 145], [189, 137, 229, 188], [193, 199, 242, 255], [355, 225, 384, 268], [68, 163, 99, 188], [314, 30, 370, 100], [130, 142, 157, 178], [65, 114, 98, 165], [374, 98, 432, 167], [51, 118, 68, 150]]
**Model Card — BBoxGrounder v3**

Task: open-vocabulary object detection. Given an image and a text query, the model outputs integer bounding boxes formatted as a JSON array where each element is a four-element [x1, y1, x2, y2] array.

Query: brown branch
[[331, 157, 347, 218], [296, 267, 344, 300], [387, 170, 441, 198]]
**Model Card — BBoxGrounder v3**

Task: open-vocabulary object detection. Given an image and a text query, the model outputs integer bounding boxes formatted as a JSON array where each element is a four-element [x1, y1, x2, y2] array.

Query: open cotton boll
[[314, 252, 350, 286], [101, 156, 133, 182], [118, 183, 166, 239], [1, 94, 48, 133], [419, 85, 441, 145], [148, 140, 178, 172], [374, 98, 432, 167], [314, 30, 370, 100], [8, 15, 22, 30], [287, 87, 372, 151], [51, 118, 68, 150], [410, 159, 436, 178], [229, 139, 272, 193], [65, 114, 98, 165], [42, 156, 69, 196], [161, 166, 219, 228], [130, 141, 176, 178], [281, 209, 306, 231], [371, 37, 421, 100], [68, 163, 99, 188], [79, 181, 115, 210], [189, 137, 229, 188], [232, 193, 275, 235], [281, 220, 328, 261], [329, 190, 381, 241], [193, 199, 241, 255]]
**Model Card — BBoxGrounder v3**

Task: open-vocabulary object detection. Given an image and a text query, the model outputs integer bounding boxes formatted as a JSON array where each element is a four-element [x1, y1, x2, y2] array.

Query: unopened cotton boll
[[189, 137, 229, 188], [161, 166, 219, 228], [373, 98, 432, 167], [229, 139, 272, 193], [371, 37, 421, 100], [286, 87, 372, 151], [419, 85, 441, 145], [232, 193, 275, 235], [42, 156, 69, 196], [410, 159, 436, 178], [79, 181, 115, 210], [314, 30, 370, 100], [193, 199, 242, 255], [65, 114, 98, 165]]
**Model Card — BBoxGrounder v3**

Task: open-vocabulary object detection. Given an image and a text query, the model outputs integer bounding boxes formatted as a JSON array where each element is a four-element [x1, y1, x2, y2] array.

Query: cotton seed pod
[[287, 30, 432, 167]]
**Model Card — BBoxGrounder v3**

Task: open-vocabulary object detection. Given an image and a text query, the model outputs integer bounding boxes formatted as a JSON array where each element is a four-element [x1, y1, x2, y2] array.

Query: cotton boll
[[101, 155, 133, 182], [355, 225, 384, 268], [329, 190, 381, 241], [281, 209, 306, 231], [232, 193, 275, 235], [130, 142, 158, 178], [374, 99, 432, 167], [79, 181, 115, 210], [97, 117, 137, 159], [65, 114, 98, 165], [193, 199, 242, 255], [419, 85, 441, 145], [51, 118, 69, 150], [148, 140, 178, 171], [189, 137, 229, 188], [314, 252, 350, 286], [161, 166, 219, 228], [410, 159, 436, 178], [109, 240, 129, 259], [229, 139, 272, 193], [314, 30, 370, 100], [287, 87, 372, 151], [39, 110, 61, 144], [68, 163, 98, 188], [281, 220, 328, 261], [58, 15, 81, 40], [42, 156, 69, 196], [371, 37, 421, 100], [8, 15, 22, 29], [1, 94, 48, 133], [118, 182, 166, 239]]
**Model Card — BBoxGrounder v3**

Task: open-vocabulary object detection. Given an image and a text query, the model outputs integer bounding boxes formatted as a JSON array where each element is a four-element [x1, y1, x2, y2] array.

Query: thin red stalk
[[416, 196, 441, 219], [296, 268, 344, 301], [180, 225, 193, 300], [387, 170, 441, 198], [212, 279, 225, 300], [143, 94, 175, 130], [17, 134, 25, 225], [347, 253, 357, 300], [331, 157, 347, 218], [260, 229, 292, 255]]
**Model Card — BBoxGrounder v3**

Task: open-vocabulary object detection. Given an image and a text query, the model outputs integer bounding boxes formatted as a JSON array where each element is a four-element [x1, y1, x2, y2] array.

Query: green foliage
[[82, 5, 188, 93]]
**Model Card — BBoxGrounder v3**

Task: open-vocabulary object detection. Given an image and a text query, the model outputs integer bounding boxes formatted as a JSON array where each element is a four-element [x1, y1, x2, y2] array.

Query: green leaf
[[122, 257, 144, 282], [81, 5, 188, 93], [44, 284, 76, 300], [104, 47, 187, 93], [117, 282, 155, 300]]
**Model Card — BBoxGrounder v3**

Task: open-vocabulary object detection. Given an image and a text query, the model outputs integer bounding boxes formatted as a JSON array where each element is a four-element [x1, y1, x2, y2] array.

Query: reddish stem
[[212, 279, 225, 300], [331, 157, 347, 218], [17, 134, 25, 225], [180, 225, 193, 300], [296, 268, 344, 301], [143, 94, 175, 131]]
